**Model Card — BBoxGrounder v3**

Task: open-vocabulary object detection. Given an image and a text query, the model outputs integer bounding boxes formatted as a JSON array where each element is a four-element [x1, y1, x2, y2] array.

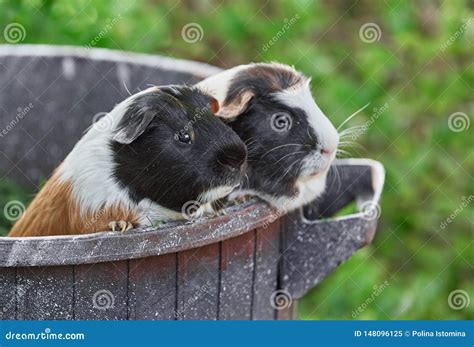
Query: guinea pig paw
[[204, 208, 225, 219], [108, 220, 134, 232], [235, 195, 250, 204]]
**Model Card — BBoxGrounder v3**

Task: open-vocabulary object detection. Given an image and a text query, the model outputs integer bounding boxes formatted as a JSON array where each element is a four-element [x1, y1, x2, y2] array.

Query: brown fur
[[242, 64, 306, 92], [219, 63, 307, 119], [8, 168, 139, 237]]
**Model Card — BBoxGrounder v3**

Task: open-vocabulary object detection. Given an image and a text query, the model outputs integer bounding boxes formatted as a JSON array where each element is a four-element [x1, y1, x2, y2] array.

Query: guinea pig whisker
[[336, 102, 370, 131], [338, 127, 365, 137], [338, 128, 365, 139], [273, 158, 302, 186], [331, 164, 342, 191], [338, 142, 365, 151], [122, 80, 132, 96], [338, 140, 363, 148], [339, 124, 365, 133], [244, 136, 259, 145], [336, 149, 351, 158], [261, 144, 302, 158], [273, 151, 306, 165]]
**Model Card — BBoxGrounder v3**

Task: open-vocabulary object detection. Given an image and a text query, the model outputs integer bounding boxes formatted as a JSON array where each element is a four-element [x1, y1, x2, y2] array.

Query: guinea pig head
[[110, 85, 247, 216], [198, 63, 339, 212]]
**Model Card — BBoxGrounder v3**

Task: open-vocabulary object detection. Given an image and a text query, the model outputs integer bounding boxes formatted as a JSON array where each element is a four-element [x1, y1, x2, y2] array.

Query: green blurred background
[[0, 0, 472, 319]]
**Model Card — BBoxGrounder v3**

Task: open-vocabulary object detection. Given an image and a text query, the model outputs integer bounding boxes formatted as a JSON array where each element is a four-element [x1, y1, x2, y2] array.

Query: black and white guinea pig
[[197, 63, 339, 212], [9, 85, 246, 237]]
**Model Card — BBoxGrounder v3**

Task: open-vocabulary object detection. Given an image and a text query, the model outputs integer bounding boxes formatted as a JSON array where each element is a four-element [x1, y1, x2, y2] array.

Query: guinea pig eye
[[174, 131, 193, 145]]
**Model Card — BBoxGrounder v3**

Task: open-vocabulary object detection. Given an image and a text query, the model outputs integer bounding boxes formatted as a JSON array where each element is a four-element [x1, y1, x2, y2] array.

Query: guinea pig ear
[[210, 97, 220, 114], [113, 111, 155, 144], [216, 90, 254, 119]]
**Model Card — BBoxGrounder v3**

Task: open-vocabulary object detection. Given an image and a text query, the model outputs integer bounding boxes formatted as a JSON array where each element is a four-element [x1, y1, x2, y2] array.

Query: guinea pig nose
[[320, 147, 335, 156], [217, 145, 247, 171]]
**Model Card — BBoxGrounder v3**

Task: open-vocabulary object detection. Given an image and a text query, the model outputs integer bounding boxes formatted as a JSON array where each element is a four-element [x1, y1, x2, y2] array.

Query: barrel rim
[[0, 159, 384, 267], [0, 44, 222, 79]]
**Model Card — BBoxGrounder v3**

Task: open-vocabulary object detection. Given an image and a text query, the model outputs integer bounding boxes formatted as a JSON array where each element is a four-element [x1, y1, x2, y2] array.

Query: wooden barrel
[[0, 45, 384, 320]]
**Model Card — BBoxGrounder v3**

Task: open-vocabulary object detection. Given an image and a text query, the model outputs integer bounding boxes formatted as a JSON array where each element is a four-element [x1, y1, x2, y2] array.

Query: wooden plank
[[74, 261, 128, 320], [128, 254, 177, 319], [218, 231, 255, 319], [1, 201, 273, 267], [0, 267, 16, 319], [16, 266, 73, 320], [252, 221, 281, 320], [177, 243, 219, 320]]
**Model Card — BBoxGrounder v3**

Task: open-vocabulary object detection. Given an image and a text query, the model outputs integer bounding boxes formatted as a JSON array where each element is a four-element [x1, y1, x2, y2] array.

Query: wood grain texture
[[177, 244, 219, 320], [128, 254, 177, 320], [16, 266, 73, 320], [218, 231, 255, 319], [0, 268, 16, 319], [252, 222, 281, 320], [74, 261, 128, 320]]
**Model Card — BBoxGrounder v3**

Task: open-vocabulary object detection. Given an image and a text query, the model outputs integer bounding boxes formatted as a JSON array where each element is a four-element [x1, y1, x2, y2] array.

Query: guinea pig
[[197, 63, 339, 212], [9, 85, 247, 237]]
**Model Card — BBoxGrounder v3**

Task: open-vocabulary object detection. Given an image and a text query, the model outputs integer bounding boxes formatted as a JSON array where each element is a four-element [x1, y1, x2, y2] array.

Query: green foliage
[[1, 0, 472, 319]]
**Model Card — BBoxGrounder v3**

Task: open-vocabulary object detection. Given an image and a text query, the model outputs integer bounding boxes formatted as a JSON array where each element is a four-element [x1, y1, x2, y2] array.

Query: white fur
[[274, 82, 339, 154], [196, 65, 249, 104], [198, 185, 237, 204], [231, 168, 329, 212], [58, 87, 205, 225]]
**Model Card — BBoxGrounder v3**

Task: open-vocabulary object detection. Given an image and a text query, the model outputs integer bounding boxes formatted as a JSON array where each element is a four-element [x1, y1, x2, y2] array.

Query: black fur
[[231, 96, 317, 198], [111, 86, 247, 212], [225, 66, 319, 198]]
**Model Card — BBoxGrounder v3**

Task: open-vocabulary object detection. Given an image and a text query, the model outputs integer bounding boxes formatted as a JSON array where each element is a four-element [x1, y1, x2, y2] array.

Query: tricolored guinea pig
[[9, 85, 247, 237], [197, 63, 339, 212]]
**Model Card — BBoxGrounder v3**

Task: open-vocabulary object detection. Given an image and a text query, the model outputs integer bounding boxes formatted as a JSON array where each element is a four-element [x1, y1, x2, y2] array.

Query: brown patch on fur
[[219, 63, 307, 119], [241, 63, 306, 92], [8, 168, 139, 237]]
